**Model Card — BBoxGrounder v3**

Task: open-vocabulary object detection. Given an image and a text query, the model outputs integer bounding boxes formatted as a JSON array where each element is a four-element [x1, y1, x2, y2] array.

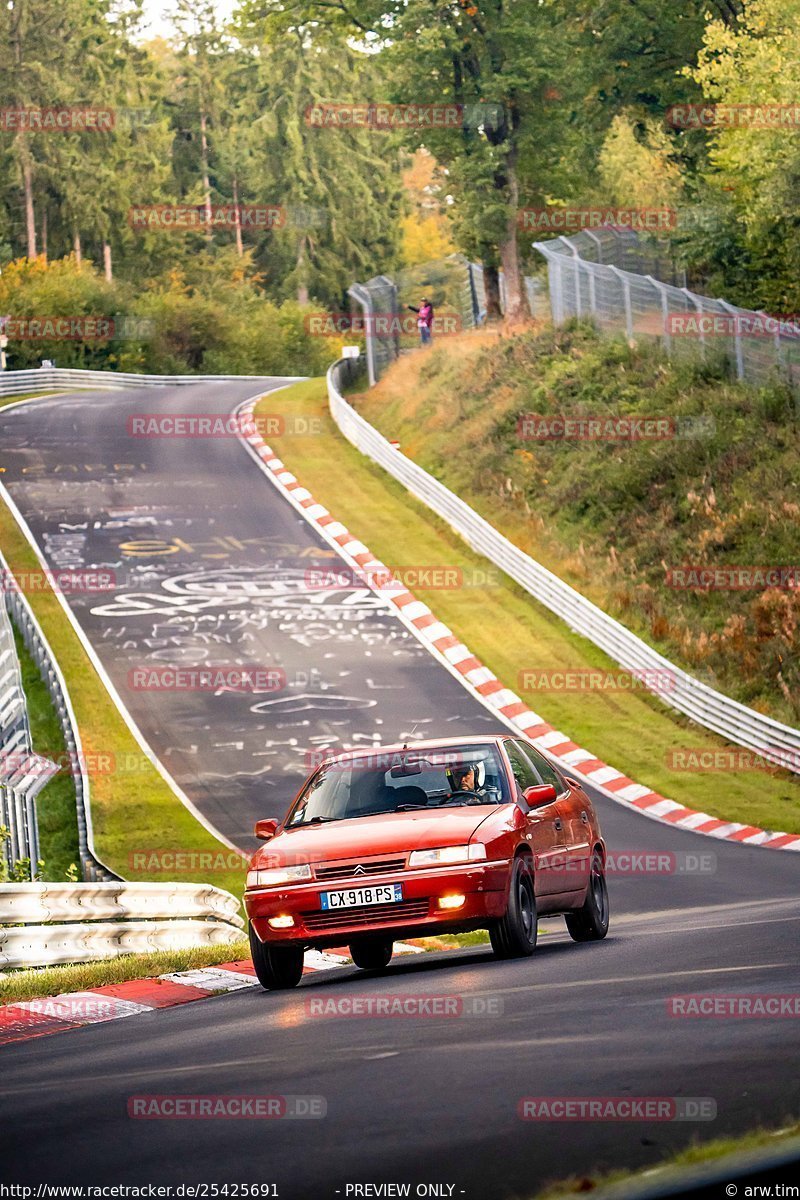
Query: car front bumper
[[245, 859, 510, 947]]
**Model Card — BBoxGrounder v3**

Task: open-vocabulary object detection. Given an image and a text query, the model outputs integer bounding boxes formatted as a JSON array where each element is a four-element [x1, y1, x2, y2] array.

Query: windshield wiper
[[395, 803, 429, 811]]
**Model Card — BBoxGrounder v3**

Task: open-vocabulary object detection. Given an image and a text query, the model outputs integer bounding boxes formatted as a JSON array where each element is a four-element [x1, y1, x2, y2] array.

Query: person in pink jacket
[[408, 297, 434, 345]]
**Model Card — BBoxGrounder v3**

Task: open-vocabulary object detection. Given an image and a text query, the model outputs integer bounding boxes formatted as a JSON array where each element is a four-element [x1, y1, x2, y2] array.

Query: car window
[[518, 741, 567, 796], [504, 740, 539, 793], [285, 743, 510, 826]]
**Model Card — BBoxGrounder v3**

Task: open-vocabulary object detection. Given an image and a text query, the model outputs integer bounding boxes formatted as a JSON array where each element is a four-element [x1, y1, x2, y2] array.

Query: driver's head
[[452, 763, 476, 791]]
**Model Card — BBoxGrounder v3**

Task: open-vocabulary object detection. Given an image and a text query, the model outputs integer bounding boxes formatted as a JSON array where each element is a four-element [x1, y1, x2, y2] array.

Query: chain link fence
[[349, 255, 549, 385], [534, 229, 800, 396]]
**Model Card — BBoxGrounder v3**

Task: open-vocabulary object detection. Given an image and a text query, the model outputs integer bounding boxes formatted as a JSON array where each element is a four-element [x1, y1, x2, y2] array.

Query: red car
[[245, 734, 609, 989]]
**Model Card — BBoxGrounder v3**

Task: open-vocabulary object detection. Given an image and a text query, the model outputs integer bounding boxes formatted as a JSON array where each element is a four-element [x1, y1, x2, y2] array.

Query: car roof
[[319, 734, 508, 762]]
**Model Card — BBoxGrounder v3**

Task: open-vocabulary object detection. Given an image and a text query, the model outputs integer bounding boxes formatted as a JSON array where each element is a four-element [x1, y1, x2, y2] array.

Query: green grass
[[533, 1120, 800, 1199], [0, 390, 65, 410], [0, 938, 250, 1004], [254, 378, 800, 835], [358, 325, 800, 727], [12, 624, 81, 881]]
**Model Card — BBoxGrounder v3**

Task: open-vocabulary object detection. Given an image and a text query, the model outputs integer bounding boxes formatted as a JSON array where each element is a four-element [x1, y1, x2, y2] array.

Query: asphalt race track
[[0, 383, 799, 1197], [0, 382, 501, 847]]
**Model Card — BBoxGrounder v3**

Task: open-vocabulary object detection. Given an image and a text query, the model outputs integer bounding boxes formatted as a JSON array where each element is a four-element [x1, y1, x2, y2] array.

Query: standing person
[[408, 297, 434, 345]]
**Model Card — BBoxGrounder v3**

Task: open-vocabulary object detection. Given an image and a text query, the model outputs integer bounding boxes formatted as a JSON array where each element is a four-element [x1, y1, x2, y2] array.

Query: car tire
[[249, 923, 305, 989], [565, 850, 610, 942], [349, 937, 394, 970], [489, 856, 537, 959]]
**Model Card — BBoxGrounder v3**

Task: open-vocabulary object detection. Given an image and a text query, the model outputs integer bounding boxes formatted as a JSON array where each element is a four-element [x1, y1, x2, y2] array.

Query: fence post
[[609, 266, 634, 340], [551, 257, 564, 324], [570, 241, 582, 318], [681, 289, 706, 359], [647, 277, 672, 354], [347, 283, 376, 387], [583, 229, 604, 265], [717, 299, 744, 380]]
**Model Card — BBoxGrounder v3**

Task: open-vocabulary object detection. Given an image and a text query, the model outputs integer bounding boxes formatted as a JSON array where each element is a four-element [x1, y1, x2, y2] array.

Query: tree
[[234, 11, 406, 305], [248, 1, 578, 323], [685, 0, 800, 308]]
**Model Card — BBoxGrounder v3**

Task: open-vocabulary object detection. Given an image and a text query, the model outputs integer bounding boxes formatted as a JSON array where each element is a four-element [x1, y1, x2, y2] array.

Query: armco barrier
[[327, 358, 800, 775], [0, 366, 290, 397], [0, 552, 58, 877], [0, 547, 117, 883], [0, 881, 244, 969]]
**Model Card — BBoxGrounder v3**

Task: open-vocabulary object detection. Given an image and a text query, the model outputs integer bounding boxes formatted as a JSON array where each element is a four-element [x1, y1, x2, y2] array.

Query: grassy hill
[[354, 324, 800, 730]]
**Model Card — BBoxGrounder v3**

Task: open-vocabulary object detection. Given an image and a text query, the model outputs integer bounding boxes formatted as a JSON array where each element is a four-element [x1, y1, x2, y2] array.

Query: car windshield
[[286, 744, 509, 828]]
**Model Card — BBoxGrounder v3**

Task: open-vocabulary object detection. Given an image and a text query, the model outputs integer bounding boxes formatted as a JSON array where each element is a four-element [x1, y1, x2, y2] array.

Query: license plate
[[320, 883, 403, 911]]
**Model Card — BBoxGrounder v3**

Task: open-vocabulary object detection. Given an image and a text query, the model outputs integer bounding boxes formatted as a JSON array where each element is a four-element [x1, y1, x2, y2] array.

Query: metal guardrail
[[327, 357, 800, 775], [0, 366, 288, 397], [0, 881, 244, 969], [0, 921, 244, 970], [1, 880, 243, 924], [0, 554, 58, 878], [0, 547, 118, 883]]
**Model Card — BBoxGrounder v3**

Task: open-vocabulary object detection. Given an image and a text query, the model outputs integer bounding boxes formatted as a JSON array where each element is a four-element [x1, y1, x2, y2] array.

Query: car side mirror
[[254, 818, 279, 841], [522, 783, 557, 809]]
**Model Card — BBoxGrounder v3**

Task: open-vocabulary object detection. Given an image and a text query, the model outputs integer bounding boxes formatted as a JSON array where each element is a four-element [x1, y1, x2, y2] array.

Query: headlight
[[408, 844, 487, 867], [246, 863, 312, 889]]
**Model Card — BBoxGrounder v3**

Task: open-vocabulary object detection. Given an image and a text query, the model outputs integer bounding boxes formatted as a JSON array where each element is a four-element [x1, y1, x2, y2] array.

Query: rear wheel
[[349, 936, 394, 970], [565, 851, 609, 942], [249, 923, 305, 989], [489, 856, 537, 959]]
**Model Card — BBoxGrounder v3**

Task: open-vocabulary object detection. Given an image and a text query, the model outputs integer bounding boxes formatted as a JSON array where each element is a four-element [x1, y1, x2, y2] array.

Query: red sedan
[[244, 734, 609, 989]]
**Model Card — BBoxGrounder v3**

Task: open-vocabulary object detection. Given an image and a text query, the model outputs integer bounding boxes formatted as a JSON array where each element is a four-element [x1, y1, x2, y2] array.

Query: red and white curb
[[236, 399, 800, 855], [0, 944, 424, 1046]]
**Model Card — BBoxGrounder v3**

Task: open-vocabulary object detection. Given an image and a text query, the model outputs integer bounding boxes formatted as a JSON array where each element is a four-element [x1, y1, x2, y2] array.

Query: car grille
[[302, 898, 430, 932], [314, 857, 406, 882]]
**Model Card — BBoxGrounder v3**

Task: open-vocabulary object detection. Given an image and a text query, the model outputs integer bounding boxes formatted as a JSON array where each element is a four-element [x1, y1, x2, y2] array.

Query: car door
[[503, 738, 566, 896], [522, 743, 591, 892]]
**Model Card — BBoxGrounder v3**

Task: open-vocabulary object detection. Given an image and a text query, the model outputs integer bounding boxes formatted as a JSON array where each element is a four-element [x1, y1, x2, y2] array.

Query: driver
[[448, 761, 488, 799]]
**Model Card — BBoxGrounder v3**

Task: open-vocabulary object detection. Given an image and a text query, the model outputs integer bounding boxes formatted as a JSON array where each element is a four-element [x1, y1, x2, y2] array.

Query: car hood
[[253, 807, 501, 866]]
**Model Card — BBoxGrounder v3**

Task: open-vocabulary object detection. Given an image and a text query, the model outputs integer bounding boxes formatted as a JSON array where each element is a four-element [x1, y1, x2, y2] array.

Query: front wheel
[[249, 923, 305, 989], [565, 851, 610, 942], [349, 937, 394, 970], [489, 856, 537, 959]]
